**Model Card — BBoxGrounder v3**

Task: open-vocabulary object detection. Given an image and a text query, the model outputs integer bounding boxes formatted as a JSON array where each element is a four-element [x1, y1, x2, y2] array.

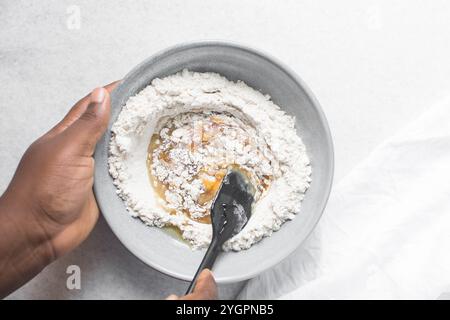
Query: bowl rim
[[95, 40, 334, 283]]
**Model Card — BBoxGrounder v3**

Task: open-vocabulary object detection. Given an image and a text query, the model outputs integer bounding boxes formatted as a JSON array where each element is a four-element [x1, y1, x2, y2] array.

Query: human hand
[[1, 82, 117, 260], [0, 83, 118, 297], [166, 269, 218, 300]]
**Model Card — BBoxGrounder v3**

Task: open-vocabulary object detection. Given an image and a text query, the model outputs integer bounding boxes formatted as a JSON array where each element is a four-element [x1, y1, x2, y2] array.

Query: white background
[[1, 0, 450, 299]]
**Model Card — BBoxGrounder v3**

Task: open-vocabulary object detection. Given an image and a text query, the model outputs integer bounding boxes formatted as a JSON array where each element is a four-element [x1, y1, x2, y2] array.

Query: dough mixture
[[108, 70, 311, 250]]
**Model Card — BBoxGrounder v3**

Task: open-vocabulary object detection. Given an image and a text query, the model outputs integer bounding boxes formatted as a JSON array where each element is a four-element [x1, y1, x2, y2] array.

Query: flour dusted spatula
[[185, 169, 255, 294]]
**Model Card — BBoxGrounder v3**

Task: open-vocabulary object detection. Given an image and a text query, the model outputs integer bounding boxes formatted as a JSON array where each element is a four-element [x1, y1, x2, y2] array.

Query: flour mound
[[108, 70, 311, 250]]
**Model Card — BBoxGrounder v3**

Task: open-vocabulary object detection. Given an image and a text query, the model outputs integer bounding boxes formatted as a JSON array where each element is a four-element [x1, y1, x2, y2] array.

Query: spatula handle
[[185, 237, 220, 295]]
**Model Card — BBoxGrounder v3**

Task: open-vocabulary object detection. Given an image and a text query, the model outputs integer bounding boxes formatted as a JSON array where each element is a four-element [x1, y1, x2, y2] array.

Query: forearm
[[0, 190, 55, 298]]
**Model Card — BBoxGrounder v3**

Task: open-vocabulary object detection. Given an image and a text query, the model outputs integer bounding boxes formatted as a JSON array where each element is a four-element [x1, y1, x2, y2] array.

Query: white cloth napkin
[[238, 98, 450, 299]]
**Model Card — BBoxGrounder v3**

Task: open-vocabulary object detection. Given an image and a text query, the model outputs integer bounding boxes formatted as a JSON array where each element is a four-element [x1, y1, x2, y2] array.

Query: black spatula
[[185, 169, 254, 294]]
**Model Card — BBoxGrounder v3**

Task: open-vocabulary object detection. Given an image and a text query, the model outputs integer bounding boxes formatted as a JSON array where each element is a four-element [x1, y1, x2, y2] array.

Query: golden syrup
[[146, 114, 272, 236]]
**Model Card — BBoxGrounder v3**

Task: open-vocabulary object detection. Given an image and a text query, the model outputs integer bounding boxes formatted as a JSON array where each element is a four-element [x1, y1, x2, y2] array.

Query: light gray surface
[[2, 0, 450, 299], [94, 42, 333, 283]]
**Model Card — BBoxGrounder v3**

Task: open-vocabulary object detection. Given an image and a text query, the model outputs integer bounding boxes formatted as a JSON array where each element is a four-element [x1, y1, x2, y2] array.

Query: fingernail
[[204, 269, 214, 277], [90, 87, 106, 104], [165, 294, 179, 300]]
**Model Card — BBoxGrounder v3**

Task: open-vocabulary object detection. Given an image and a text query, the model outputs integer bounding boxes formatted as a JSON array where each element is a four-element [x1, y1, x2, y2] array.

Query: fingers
[[191, 269, 218, 300], [178, 269, 218, 300], [49, 192, 100, 256], [104, 80, 120, 92], [61, 87, 111, 156], [46, 81, 120, 138], [165, 269, 218, 300]]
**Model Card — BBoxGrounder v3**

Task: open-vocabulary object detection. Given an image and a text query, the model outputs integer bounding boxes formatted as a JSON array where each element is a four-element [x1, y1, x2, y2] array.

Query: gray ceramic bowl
[[94, 41, 334, 283]]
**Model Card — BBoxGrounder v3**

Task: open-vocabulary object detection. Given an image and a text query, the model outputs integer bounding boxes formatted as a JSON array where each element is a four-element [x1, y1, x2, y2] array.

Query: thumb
[[63, 87, 111, 156], [180, 269, 217, 300]]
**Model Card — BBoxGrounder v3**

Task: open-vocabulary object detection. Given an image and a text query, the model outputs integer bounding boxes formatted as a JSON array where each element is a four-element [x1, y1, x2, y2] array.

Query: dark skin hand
[[166, 269, 217, 300], [0, 83, 217, 299]]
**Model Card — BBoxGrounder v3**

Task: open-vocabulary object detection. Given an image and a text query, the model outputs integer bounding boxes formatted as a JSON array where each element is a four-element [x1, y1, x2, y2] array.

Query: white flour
[[108, 70, 311, 250]]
